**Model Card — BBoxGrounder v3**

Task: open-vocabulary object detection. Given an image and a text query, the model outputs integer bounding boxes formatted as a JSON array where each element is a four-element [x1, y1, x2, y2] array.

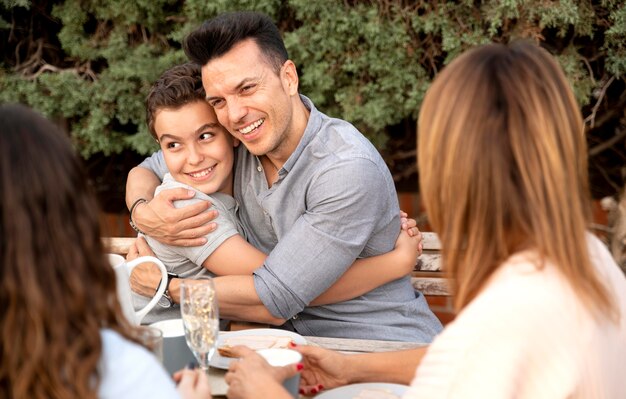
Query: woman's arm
[[294, 344, 427, 395], [310, 228, 420, 305]]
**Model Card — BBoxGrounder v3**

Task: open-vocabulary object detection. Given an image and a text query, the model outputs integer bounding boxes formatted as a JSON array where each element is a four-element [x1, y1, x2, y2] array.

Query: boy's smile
[[154, 100, 238, 196]]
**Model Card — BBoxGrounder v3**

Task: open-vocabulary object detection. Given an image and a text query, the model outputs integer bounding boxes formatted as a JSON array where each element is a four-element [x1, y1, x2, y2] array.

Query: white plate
[[314, 382, 409, 399], [209, 328, 307, 370]]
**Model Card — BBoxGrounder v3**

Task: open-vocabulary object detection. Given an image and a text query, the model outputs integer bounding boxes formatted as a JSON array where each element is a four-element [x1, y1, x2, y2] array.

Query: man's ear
[[281, 60, 299, 96]]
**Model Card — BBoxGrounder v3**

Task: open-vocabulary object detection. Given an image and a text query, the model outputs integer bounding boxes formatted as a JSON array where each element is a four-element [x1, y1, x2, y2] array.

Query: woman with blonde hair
[[224, 41, 626, 399], [0, 103, 210, 399]]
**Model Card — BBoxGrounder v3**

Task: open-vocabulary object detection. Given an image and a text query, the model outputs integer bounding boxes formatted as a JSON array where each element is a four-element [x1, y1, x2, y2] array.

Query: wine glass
[[180, 279, 219, 373]]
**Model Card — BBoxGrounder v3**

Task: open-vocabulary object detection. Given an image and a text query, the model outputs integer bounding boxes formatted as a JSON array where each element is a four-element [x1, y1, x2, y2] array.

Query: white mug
[[108, 254, 167, 325]]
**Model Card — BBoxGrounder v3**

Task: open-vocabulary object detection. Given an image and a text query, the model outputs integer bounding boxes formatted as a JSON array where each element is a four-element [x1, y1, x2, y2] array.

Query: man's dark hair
[[145, 63, 205, 139], [183, 11, 288, 74]]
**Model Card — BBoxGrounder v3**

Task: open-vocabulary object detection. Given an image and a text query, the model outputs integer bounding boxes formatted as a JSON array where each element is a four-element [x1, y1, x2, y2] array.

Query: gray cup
[[149, 319, 196, 375], [257, 349, 302, 398]]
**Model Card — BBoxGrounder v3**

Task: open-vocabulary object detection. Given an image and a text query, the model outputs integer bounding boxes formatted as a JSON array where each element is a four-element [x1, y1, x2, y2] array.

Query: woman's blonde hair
[[418, 41, 615, 319]]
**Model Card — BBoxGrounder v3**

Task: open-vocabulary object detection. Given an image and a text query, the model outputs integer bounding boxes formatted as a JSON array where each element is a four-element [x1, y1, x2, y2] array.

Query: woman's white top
[[405, 234, 626, 398], [98, 329, 180, 399]]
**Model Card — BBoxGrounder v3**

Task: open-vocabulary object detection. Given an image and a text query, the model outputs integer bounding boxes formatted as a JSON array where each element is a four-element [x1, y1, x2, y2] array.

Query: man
[[127, 11, 442, 341]]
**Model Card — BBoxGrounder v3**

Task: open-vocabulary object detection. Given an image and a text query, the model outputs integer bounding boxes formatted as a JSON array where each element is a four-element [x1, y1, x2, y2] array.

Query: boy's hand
[[133, 187, 218, 246], [400, 210, 423, 255]]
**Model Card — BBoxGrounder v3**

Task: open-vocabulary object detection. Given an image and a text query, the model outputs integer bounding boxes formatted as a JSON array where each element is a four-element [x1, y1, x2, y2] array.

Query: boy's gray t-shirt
[[133, 173, 244, 324]]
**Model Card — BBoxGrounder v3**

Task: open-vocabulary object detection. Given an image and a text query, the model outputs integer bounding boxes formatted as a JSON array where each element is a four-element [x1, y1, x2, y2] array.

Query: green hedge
[[1, 0, 625, 195]]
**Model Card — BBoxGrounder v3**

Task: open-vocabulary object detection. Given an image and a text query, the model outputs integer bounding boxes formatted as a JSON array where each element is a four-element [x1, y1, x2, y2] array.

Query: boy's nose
[[187, 146, 205, 165]]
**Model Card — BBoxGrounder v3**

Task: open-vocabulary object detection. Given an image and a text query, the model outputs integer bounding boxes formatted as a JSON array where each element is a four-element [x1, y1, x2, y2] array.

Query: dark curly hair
[[145, 62, 206, 139]]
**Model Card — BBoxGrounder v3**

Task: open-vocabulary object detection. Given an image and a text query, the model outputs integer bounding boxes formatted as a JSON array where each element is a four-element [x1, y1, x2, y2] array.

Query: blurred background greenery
[[1, 0, 625, 216]]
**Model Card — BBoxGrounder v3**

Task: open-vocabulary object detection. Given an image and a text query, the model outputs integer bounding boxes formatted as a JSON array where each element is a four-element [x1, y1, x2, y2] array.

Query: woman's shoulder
[[99, 329, 179, 399]]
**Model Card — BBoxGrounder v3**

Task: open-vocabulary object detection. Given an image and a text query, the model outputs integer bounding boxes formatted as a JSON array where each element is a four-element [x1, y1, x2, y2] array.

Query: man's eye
[[166, 142, 180, 149], [199, 133, 214, 140], [241, 84, 255, 93], [209, 99, 224, 108]]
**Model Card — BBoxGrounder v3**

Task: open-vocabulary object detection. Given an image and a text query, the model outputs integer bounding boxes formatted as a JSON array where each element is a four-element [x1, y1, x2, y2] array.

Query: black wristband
[[129, 198, 148, 234]]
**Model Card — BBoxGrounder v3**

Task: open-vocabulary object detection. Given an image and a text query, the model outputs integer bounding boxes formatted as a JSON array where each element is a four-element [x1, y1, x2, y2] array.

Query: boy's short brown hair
[[146, 63, 206, 139]]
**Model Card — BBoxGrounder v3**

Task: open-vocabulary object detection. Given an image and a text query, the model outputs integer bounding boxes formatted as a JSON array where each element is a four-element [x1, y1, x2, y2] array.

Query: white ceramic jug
[[108, 254, 167, 325]]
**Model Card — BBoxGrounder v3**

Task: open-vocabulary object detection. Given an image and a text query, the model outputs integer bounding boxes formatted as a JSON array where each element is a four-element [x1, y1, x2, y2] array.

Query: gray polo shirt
[[134, 173, 243, 325], [139, 95, 442, 342]]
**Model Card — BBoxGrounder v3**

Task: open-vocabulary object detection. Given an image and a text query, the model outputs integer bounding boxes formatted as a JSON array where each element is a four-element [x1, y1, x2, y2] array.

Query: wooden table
[[208, 335, 427, 397]]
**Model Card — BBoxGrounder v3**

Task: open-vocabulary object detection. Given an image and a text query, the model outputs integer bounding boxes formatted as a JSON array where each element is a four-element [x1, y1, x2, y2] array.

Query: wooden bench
[[412, 232, 450, 296], [103, 232, 450, 296]]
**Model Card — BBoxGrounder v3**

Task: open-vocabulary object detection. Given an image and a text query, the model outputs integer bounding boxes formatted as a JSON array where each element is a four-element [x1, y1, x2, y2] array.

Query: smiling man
[[126, 11, 442, 342]]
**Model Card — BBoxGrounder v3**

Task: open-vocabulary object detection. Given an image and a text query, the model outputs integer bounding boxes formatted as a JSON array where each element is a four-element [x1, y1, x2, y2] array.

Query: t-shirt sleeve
[[156, 180, 241, 268], [172, 196, 241, 267], [138, 150, 169, 180]]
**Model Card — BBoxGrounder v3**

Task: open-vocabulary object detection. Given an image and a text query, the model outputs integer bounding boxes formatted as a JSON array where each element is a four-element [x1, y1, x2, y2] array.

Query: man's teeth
[[189, 167, 213, 178], [239, 119, 264, 134]]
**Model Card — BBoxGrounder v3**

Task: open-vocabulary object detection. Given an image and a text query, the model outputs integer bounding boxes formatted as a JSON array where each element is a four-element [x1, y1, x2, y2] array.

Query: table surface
[[208, 334, 427, 397]]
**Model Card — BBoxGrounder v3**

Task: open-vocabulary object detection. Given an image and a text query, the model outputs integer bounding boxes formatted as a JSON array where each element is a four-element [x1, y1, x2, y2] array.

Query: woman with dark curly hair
[[0, 103, 210, 399]]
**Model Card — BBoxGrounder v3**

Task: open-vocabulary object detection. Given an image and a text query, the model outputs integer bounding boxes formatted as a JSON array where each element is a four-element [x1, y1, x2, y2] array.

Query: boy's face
[[154, 100, 238, 196]]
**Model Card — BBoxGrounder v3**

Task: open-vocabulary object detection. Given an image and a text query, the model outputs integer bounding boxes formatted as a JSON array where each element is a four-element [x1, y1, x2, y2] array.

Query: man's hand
[[133, 187, 218, 246], [128, 237, 162, 297]]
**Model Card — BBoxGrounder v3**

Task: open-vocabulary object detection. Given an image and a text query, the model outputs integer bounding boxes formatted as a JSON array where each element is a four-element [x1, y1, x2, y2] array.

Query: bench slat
[[412, 276, 451, 296]]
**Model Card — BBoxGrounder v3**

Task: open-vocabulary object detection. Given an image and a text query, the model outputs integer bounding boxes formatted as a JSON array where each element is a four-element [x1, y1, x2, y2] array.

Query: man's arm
[[253, 157, 399, 319], [128, 237, 285, 325], [126, 161, 217, 246]]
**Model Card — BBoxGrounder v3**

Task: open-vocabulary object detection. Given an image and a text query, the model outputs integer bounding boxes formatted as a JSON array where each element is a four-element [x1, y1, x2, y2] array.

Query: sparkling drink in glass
[[180, 279, 219, 372]]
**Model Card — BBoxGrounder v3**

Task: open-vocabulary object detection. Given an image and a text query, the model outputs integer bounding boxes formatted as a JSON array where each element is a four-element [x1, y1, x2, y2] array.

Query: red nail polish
[[299, 388, 305, 395], [296, 363, 304, 371], [311, 387, 319, 394], [318, 384, 324, 390], [289, 341, 297, 348]]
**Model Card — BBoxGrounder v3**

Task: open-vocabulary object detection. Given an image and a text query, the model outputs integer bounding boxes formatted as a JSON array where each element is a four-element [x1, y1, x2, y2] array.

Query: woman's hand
[[173, 368, 212, 399], [127, 237, 162, 297], [294, 344, 351, 395], [224, 346, 298, 399]]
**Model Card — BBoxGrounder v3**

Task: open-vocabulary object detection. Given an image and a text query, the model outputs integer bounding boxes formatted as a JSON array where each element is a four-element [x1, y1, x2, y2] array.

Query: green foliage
[[1, 0, 625, 187]]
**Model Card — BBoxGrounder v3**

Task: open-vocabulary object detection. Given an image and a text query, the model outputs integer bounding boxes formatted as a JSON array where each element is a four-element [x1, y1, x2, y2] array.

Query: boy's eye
[[166, 142, 180, 149], [199, 132, 214, 141]]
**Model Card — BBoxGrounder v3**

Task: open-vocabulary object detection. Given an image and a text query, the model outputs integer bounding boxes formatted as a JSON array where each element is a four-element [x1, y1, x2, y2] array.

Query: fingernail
[[299, 388, 306, 395], [318, 384, 324, 390], [288, 341, 297, 348], [311, 387, 319, 394], [187, 190, 195, 196], [186, 361, 198, 369], [296, 363, 304, 371]]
